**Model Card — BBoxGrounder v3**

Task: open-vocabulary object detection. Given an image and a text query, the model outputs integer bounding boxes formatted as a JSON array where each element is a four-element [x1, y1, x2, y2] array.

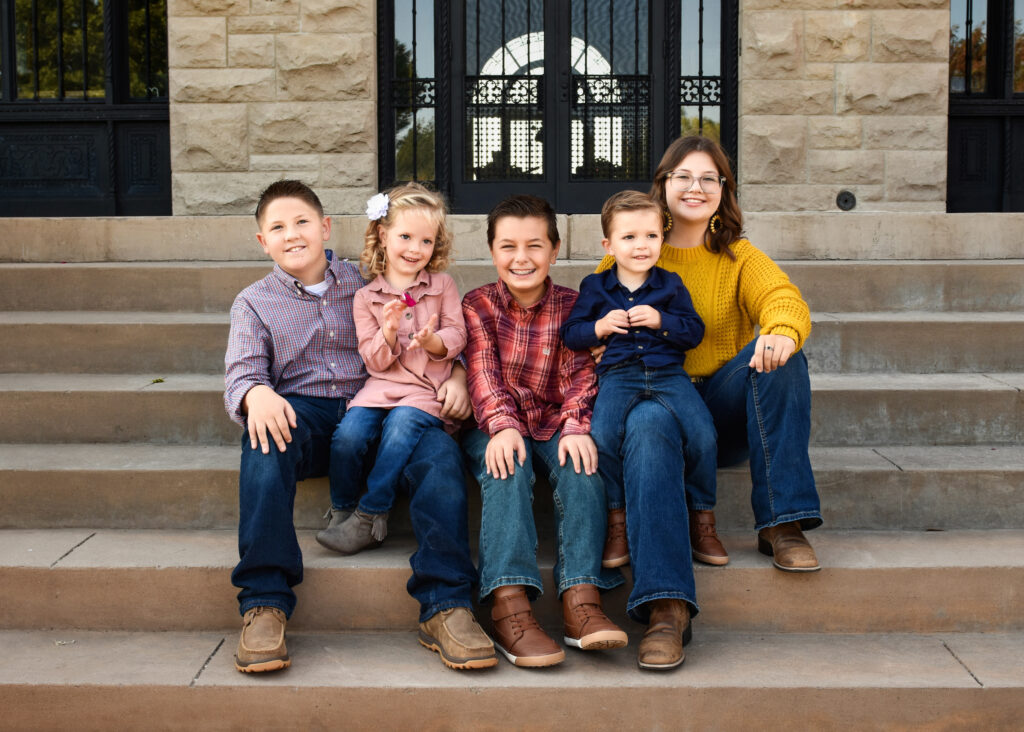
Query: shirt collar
[[603, 263, 663, 293], [362, 269, 437, 303], [271, 249, 335, 296], [496, 276, 553, 314]]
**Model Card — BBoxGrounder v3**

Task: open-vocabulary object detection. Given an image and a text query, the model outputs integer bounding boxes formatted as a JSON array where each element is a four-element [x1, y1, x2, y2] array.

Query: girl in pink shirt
[[318, 183, 466, 555]]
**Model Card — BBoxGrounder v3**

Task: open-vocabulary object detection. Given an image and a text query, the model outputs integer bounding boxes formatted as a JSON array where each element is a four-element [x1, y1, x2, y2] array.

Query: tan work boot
[[419, 607, 498, 670], [490, 588, 565, 668], [235, 606, 290, 673], [690, 509, 729, 565], [637, 599, 691, 671], [757, 521, 820, 572], [602, 508, 629, 568], [562, 583, 627, 650]]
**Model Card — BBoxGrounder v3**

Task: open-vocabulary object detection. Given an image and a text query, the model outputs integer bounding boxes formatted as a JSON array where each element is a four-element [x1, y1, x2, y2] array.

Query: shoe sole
[[636, 623, 693, 671], [757, 536, 821, 572], [564, 630, 628, 650], [314, 533, 383, 555], [234, 655, 290, 673], [417, 633, 499, 670], [692, 550, 729, 566], [601, 555, 630, 568], [494, 643, 565, 668]]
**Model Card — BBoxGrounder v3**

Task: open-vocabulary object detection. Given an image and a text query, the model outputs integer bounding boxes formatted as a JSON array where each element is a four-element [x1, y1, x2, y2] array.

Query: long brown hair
[[650, 135, 743, 260]]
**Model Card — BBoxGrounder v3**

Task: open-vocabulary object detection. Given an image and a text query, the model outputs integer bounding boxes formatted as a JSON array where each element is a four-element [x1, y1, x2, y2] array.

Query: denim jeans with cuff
[[462, 428, 624, 602]]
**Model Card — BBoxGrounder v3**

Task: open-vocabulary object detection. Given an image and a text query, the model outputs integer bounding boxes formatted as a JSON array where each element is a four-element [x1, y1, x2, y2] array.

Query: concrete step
[[3, 260, 1023, 313], [0, 372, 1019, 446], [2, 529, 1022, 633], [2, 629, 1021, 730], [2, 309, 1021, 374], [2, 444, 1022, 532]]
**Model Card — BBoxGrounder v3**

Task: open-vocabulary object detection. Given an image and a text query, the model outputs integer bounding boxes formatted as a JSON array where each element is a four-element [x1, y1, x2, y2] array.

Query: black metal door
[[948, 0, 1024, 212], [0, 1, 170, 216]]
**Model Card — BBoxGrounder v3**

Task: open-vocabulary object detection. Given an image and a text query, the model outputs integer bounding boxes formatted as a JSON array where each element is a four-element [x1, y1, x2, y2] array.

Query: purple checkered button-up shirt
[[224, 251, 368, 426]]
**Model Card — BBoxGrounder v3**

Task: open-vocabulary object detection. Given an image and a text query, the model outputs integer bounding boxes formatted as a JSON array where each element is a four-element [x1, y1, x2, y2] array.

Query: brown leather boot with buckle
[[689, 509, 729, 565], [490, 587, 565, 668], [235, 606, 290, 673], [757, 521, 820, 572], [562, 583, 628, 650], [602, 508, 629, 568], [637, 599, 691, 671]]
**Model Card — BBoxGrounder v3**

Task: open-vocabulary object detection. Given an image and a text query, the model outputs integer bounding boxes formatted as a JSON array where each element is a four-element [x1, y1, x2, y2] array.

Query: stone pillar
[[168, 0, 377, 215], [738, 0, 949, 212]]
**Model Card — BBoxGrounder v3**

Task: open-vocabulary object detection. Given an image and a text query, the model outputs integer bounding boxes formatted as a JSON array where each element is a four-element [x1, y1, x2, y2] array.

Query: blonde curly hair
[[360, 182, 454, 278]]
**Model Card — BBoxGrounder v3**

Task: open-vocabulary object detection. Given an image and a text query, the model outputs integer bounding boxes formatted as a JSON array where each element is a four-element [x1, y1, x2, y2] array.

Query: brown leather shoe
[[235, 606, 290, 673], [689, 509, 729, 566], [419, 607, 498, 670], [562, 584, 627, 650], [602, 508, 629, 568], [490, 589, 565, 667], [637, 599, 691, 671], [757, 521, 821, 572]]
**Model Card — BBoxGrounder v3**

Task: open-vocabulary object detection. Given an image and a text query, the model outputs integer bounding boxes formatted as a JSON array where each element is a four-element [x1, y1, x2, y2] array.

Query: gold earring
[[709, 213, 722, 234], [663, 210, 673, 233]]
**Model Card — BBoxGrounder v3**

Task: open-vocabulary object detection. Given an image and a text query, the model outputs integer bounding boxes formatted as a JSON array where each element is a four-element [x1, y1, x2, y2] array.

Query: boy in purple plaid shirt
[[224, 180, 495, 673]]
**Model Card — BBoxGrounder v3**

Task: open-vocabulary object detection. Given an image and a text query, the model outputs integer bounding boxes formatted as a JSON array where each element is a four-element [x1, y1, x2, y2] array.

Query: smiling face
[[490, 215, 560, 307], [256, 196, 331, 286], [664, 150, 723, 231], [602, 208, 663, 283], [380, 208, 437, 289]]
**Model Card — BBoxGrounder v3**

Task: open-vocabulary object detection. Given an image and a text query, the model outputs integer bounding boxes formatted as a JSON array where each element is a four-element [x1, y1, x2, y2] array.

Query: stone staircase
[[1, 215, 1022, 729]]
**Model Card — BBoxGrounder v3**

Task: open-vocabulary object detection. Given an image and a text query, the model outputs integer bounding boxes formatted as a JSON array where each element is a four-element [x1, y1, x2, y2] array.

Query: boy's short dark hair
[[600, 190, 662, 238], [255, 179, 324, 225], [486, 194, 559, 248]]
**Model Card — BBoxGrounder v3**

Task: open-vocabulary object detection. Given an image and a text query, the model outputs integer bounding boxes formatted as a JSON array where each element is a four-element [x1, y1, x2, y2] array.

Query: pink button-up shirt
[[348, 270, 466, 430]]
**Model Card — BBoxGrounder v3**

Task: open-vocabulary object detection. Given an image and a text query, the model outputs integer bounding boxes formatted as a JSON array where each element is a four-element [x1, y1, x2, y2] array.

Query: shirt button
[[330, 363, 336, 368], [329, 331, 335, 337], [628, 297, 634, 302], [638, 345, 644, 350], [330, 385, 336, 391], [662, 331, 668, 336]]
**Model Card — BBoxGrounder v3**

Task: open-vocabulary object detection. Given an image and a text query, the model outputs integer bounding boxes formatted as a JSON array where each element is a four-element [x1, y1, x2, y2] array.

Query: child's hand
[[486, 427, 527, 480], [407, 313, 443, 353], [558, 433, 598, 475], [381, 298, 407, 344], [595, 309, 629, 339], [437, 363, 472, 420], [242, 385, 297, 454], [626, 304, 661, 329]]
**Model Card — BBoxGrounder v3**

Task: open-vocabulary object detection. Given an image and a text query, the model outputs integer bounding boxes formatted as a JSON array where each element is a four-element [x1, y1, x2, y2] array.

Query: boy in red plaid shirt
[[461, 194, 626, 668]]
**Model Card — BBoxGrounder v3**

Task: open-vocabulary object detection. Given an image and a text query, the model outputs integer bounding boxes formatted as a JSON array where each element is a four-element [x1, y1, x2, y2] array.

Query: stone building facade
[[167, 0, 950, 215]]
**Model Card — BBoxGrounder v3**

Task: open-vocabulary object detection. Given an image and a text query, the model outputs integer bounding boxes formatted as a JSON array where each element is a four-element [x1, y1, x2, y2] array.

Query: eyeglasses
[[664, 172, 726, 194]]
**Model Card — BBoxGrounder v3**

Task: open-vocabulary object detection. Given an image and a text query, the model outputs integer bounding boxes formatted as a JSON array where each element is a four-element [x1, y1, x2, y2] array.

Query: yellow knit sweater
[[597, 239, 811, 378]]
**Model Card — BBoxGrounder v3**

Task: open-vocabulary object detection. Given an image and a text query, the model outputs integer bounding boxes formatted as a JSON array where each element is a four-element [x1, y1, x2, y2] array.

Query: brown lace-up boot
[[689, 509, 729, 565], [602, 508, 629, 568], [562, 583, 627, 650], [490, 587, 565, 667]]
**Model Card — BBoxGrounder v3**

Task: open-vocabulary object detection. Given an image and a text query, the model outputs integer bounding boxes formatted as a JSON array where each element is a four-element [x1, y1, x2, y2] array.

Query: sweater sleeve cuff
[[770, 325, 803, 350]]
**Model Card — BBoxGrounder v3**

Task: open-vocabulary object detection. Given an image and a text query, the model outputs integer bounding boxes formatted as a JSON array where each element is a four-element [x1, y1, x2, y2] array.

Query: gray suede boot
[[317, 508, 387, 555], [315, 507, 352, 552]]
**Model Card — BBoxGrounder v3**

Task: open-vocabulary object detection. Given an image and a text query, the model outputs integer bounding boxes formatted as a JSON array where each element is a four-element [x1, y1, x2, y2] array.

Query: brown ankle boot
[[602, 508, 629, 568], [690, 509, 729, 566], [562, 583, 627, 650], [757, 521, 820, 572], [490, 589, 565, 668], [637, 599, 691, 671]]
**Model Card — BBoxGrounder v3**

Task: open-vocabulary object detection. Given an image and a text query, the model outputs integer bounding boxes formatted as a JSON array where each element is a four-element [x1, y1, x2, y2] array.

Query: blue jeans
[[620, 401, 699, 622], [695, 339, 822, 531], [590, 360, 718, 511], [462, 428, 624, 602], [232, 395, 478, 622], [329, 405, 444, 514]]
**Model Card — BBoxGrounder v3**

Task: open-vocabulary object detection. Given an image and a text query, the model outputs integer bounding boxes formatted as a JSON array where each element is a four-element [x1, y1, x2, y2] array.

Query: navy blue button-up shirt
[[561, 265, 704, 376]]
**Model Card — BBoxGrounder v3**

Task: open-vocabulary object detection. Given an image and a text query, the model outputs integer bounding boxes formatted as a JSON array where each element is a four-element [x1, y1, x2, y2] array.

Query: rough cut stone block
[[741, 80, 834, 116], [276, 34, 374, 101], [808, 117, 863, 149], [249, 154, 321, 172], [319, 187, 381, 217], [737, 185, 838, 212], [741, 12, 803, 80], [250, 0, 300, 14], [170, 104, 248, 172], [807, 149, 885, 185], [321, 154, 376, 188], [228, 34, 275, 68], [805, 64, 836, 81], [805, 12, 871, 63], [168, 17, 226, 68], [249, 102, 375, 154], [228, 15, 300, 34], [744, 0, 835, 8], [740, 116, 807, 184], [839, 0, 946, 8], [173, 172, 278, 215], [301, 0, 374, 33], [863, 116, 946, 150], [168, 0, 248, 15], [872, 11, 948, 63], [886, 151, 946, 201], [171, 69, 276, 103], [837, 63, 946, 115]]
